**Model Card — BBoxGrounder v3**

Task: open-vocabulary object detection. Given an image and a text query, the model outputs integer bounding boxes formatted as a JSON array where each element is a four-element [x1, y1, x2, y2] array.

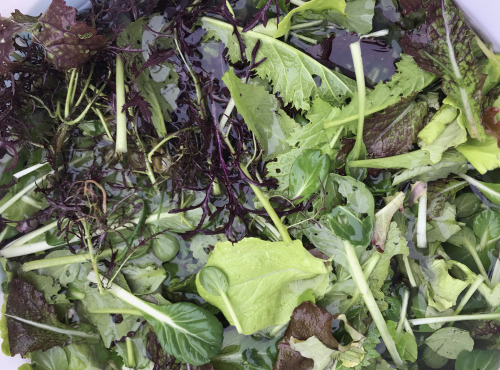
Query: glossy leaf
[[202, 17, 356, 110], [222, 68, 299, 160], [196, 238, 331, 334], [289, 150, 330, 201]]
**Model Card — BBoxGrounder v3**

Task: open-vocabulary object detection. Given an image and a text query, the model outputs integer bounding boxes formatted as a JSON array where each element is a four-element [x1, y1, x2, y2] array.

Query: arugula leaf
[[196, 238, 331, 334], [400, 0, 486, 139], [273, 0, 346, 38], [222, 68, 299, 160], [33, 0, 107, 70], [202, 17, 356, 110]]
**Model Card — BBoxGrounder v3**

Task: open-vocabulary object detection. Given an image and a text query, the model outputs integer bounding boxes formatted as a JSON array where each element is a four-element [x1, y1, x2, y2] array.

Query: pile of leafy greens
[[1, 0, 500, 368]]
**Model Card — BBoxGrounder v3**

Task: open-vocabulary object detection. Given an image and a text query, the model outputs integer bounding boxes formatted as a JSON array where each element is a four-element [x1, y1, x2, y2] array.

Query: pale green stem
[[220, 291, 243, 333], [115, 55, 128, 154], [65, 69, 77, 118], [92, 107, 114, 141], [452, 275, 485, 318], [463, 240, 490, 284], [74, 66, 93, 108], [219, 98, 235, 133], [402, 255, 417, 288], [13, 163, 49, 179], [5, 314, 99, 340], [290, 32, 317, 44], [349, 41, 366, 160], [87, 308, 142, 316], [403, 319, 414, 336], [348, 252, 381, 309], [290, 20, 323, 31], [410, 312, 500, 326], [396, 289, 410, 334], [290, 0, 306, 6], [343, 240, 403, 367], [82, 219, 104, 295], [329, 128, 343, 149], [491, 259, 500, 287], [126, 338, 136, 368], [22, 249, 113, 272]]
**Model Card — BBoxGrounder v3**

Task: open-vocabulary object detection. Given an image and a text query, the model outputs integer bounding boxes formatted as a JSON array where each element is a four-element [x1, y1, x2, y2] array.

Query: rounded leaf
[[198, 266, 229, 296], [152, 232, 180, 262]]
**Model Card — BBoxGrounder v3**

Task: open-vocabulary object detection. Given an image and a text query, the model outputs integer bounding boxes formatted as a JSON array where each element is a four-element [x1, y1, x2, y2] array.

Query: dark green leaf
[[455, 349, 500, 370], [198, 266, 229, 296]]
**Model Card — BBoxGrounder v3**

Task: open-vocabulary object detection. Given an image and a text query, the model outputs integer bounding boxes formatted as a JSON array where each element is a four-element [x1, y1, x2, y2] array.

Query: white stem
[[416, 187, 427, 249], [402, 255, 417, 288], [5, 314, 99, 339], [13, 163, 49, 179], [396, 289, 410, 334], [219, 97, 235, 133], [410, 312, 500, 326], [453, 275, 485, 316]]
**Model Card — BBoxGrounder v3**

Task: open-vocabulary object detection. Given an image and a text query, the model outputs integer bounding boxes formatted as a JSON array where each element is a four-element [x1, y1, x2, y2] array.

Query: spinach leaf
[[196, 238, 331, 334]]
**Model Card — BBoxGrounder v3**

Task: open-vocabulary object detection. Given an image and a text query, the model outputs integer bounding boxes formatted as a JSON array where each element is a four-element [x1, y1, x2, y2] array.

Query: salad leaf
[[456, 136, 500, 174], [33, 0, 107, 70], [222, 68, 299, 160], [400, 0, 486, 139], [289, 150, 330, 201], [273, 0, 346, 38], [424, 327, 474, 359], [31, 346, 69, 370], [122, 264, 166, 295], [196, 238, 331, 334], [473, 209, 500, 251], [386, 321, 417, 363], [0, 17, 26, 74], [6, 278, 98, 356], [201, 17, 356, 110], [455, 349, 500, 370], [460, 174, 500, 206]]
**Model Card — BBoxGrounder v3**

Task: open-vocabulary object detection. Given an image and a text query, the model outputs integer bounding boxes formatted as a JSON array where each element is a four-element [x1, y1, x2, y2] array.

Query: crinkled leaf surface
[[364, 99, 428, 159], [273, 0, 346, 38], [33, 0, 107, 70], [400, 0, 486, 139], [196, 238, 331, 334], [202, 17, 356, 110], [222, 68, 299, 160]]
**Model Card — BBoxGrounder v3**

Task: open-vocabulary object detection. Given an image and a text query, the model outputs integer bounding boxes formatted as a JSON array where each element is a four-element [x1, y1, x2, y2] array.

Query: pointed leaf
[[289, 150, 330, 200]]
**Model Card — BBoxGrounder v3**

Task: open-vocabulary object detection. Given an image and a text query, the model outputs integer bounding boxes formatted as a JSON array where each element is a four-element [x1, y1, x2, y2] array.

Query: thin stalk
[[0, 173, 49, 216], [13, 163, 49, 179], [290, 0, 306, 6], [290, 20, 323, 31], [0, 240, 72, 259], [65, 69, 77, 118], [220, 291, 243, 333], [126, 338, 136, 368], [4, 220, 59, 249], [131, 121, 158, 189], [115, 55, 128, 154], [348, 41, 366, 161], [410, 312, 500, 326], [416, 184, 428, 249], [402, 255, 417, 288], [219, 98, 235, 133], [404, 319, 414, 336], [74, 66, 93, 108], [491, 259, 500, 287], [87, 308, 142, 316], [92, 107, 114, 141], [5, 314, 99, 340], [343, 240, 403, 367], [396, 289, 410, 334], [347, 252, 381, 309], [290, 32, 317, 44], [452, 275, 485, 317], [329, 128, 343, 149], [147, 127, 193, 163], [22, 249, 113, 272], [462, 238, 489, 283], [82, 219, 104, 295]]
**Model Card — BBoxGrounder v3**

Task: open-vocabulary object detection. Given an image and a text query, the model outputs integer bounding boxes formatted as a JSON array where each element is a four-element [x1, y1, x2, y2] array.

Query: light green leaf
[[196, 238, 331, 334], [122, 264, 166, 295], [64, 343, 116, 370], [473, 209, 500, 251], [202, 17, 356, 110], [274, 0, 346, 38], [459, 174, 500, 206], [425, 327, 474, 359], [322, 55, 435, 131], [289, 150, 330, 200], [371, 193, 406, 251], [420, 121, 468, 163], [457, 136, 500, 174], [386, 321, 417, 363], [418, 104, 458, 145], [222, 68, 299, 160], [426, 203, 461, 244], [31, 346, 69, 370], [289, 336, 336, 370], [455, 350, 500, 370]]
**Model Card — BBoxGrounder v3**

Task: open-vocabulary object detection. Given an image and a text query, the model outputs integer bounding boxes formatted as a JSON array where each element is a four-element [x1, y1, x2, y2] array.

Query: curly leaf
[[400, 0, 486, 139], [201, 17, 356, 110], [33, 0, 107, 70]]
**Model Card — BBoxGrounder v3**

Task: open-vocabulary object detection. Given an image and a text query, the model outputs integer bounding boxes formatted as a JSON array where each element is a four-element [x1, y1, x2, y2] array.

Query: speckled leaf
[[202, 17, 356, 111], [33, 0, 107, 70], [364, 99, 428, 158], [0, 18, 25, 74], [400, 0, 486, 139]]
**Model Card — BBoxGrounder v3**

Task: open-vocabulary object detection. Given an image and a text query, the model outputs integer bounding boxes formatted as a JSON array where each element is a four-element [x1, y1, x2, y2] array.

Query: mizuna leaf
[[201, 17, 356, 110], [195, 238, 331, 335], [33, 0, 108, 70], [273, 0, 346, 38], [222, 68, 299, 160], [400, 0, 486, 139]]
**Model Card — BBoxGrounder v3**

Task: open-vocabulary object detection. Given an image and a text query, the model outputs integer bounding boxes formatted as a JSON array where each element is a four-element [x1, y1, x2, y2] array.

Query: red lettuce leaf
[[33, 0, 107, 70], [400, 0, 486, 139], [482, 107, 500, 148], [0, 18, 25, 75]]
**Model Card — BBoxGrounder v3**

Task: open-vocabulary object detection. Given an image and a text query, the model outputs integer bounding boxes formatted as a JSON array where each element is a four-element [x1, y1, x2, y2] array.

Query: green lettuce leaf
[[456, 136, 500, 174], [400, 0, 486, 139], [222, 68, 299, 160], [201, 17, 356, 110], [195, 238, 331, 334]]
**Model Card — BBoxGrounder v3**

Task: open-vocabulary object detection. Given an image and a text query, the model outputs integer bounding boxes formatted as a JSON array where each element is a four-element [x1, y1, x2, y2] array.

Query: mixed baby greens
[[1, 0, 500, 368]]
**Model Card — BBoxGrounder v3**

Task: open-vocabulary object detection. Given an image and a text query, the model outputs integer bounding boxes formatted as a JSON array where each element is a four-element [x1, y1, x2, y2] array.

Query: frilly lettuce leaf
[[195, 238, 331, 335]]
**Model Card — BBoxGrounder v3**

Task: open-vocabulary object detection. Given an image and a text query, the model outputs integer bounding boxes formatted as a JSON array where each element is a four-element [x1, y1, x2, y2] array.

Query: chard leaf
[[321, 55, 435, 131], [363, 99, 428, 159], [289, 150, 330, 201], [33, 0, 107, 70], [201, 17, 356, 110], [273, 0, 346, 38], [6, 278, 98, 356], [400, 0, 486, 139], [455, 350, 500, 370], [222, 68, 299, 160], [195, 238, 331, 334], [424, 327, 474, 359]]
